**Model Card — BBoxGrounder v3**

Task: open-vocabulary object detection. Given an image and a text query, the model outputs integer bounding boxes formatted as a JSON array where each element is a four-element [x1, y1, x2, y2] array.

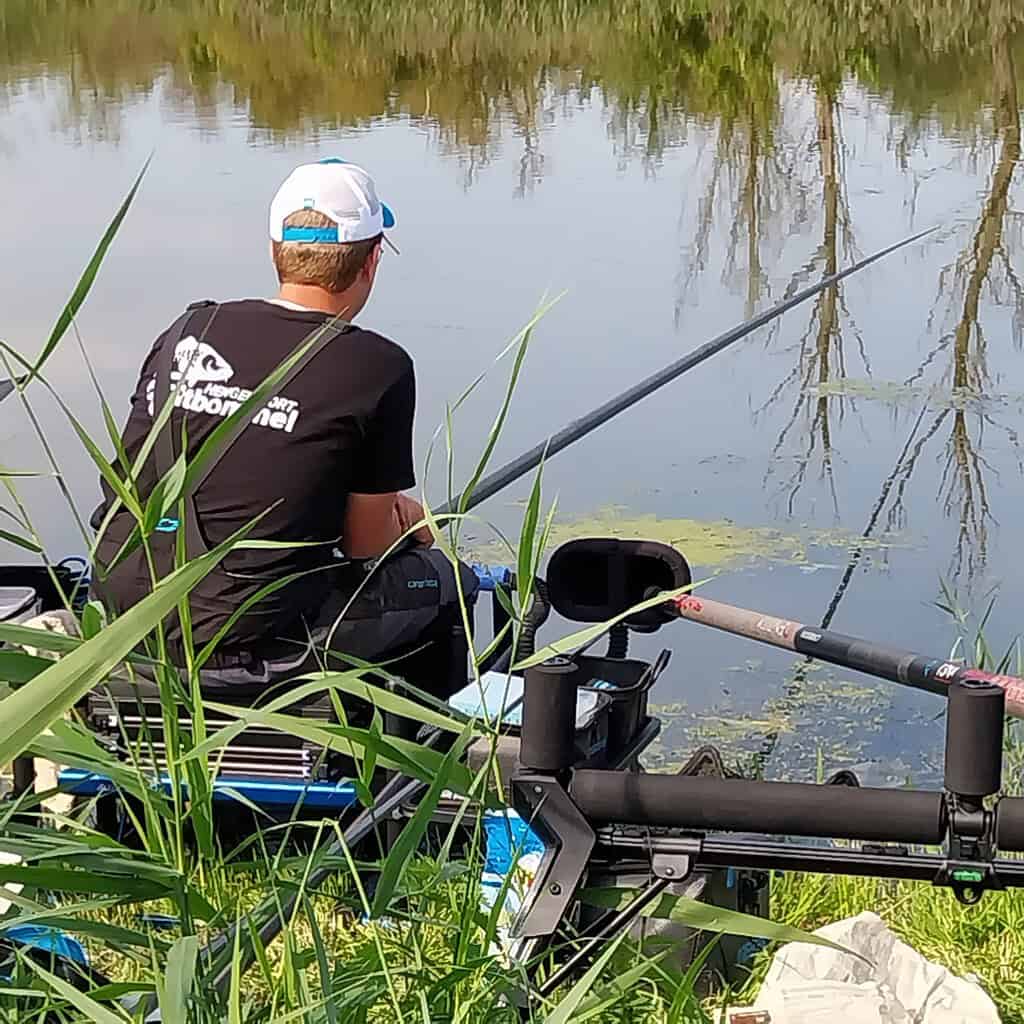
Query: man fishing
[[90, 158, 479, 697]]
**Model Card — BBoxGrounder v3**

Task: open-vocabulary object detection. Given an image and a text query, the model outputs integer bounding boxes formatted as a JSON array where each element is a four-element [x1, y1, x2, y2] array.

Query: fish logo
[[172, 337, 234, 388]]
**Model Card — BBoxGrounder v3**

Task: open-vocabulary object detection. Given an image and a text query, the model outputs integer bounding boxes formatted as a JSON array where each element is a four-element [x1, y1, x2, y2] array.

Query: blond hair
[[271, 209, 381, 292]]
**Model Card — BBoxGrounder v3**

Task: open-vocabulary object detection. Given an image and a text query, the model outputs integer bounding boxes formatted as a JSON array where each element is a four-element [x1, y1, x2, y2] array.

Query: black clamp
[[937, 794, 1001, 904]]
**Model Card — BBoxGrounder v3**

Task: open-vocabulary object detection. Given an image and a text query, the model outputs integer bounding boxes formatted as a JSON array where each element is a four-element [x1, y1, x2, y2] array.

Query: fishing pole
[[442, 225, 937, 515], [665, 584, 1024, 718]]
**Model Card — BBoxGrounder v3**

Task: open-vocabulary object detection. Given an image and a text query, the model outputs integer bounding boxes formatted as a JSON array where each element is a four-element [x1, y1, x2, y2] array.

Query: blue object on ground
[[479, 810, 546, 942], [483, 810, 545, 877], [2, 924, 89, 966]]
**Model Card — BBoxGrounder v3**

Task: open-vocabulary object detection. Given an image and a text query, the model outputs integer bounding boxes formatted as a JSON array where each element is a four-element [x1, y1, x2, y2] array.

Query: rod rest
[[997, 800, 1024, 852], [568, 770, 1024, 852], [569, 771, 946, 844]]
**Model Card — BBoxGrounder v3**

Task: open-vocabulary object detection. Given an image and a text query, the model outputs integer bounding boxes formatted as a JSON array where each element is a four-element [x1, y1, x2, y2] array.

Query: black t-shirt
[[91, 299, 415, 652]]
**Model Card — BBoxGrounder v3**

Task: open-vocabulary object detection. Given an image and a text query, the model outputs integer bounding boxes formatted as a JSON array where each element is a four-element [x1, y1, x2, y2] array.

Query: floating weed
[[809, 377, 1024, 418], [472, 507, 911, 572], [646, 668, 891, 780]]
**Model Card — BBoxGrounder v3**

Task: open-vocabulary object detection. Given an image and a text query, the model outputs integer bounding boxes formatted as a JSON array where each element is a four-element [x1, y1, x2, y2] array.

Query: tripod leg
[[536, 878, 671, 997]]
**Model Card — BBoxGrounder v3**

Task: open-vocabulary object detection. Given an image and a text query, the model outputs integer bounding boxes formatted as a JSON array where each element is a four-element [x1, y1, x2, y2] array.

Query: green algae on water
[[471, 506, 906, 570], [645, 665, 891, 781], [472, 507, 806, 568]]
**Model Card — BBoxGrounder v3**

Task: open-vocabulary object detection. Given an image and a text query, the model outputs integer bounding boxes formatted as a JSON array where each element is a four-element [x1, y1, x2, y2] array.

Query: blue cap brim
[[382, 203, 395, 229]]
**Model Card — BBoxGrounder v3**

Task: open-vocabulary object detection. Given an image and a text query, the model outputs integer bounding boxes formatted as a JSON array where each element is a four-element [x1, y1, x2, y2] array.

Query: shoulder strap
[[187, 315, 354, 498], [152, 307, 353, 556], [152, 301, 218, 482]]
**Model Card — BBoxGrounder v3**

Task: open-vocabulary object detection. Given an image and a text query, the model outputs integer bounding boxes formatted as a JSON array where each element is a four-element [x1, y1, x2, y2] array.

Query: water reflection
[[4, 2, 1023, 155], [757, 82, 865, 520], [891, 27, 1022, 581], [3, 3, 1023, 562]]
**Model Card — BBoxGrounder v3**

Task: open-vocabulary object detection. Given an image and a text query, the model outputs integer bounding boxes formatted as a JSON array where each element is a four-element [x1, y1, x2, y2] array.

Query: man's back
[[92, 298, 415, 652]]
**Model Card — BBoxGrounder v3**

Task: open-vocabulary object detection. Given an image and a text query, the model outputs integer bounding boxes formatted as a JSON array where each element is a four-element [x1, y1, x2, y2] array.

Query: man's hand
[[395, 493, 434, 547]]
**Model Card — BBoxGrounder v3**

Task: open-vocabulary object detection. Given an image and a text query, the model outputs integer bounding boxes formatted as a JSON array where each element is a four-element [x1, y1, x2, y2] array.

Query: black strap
[[152, 302, 353, 556], [152, 301, 218, 483]]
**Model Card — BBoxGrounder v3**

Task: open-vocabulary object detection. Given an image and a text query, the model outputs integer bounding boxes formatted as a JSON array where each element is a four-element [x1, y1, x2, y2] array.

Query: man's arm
[[342, 492, 432, 559], [342, 353, 431, 558]]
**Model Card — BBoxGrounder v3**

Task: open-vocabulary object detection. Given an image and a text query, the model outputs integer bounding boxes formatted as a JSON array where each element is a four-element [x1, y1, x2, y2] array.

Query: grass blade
[[580, 887, 857, 955], [0, 527, 43, 553], [31, 158, 150, 382], [159, 935, 199, 1024], [0, 515, 262, 766], [25, 959, 128, 1024], [542, 926, 632, 1024], [370, 728, 473, 918]]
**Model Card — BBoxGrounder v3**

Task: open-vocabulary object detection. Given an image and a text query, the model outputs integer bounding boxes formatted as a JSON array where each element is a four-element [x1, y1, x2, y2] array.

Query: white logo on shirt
[[145, 336, 302, 434], [174, 337, 234, 387]]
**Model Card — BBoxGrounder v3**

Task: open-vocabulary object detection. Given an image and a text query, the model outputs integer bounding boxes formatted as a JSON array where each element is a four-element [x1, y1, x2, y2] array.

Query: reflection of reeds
[[888, 29, 1022, 583], [756, 85, 866, 518], [3, 0, 1023, 168]]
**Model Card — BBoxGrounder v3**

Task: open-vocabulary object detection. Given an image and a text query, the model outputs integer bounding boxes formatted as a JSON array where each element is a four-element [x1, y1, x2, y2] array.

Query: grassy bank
[[63, 851, 1024, 1021]]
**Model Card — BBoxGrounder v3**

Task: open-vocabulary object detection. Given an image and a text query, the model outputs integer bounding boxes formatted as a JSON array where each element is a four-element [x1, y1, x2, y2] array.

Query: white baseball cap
[[269, 158, 396, 247]]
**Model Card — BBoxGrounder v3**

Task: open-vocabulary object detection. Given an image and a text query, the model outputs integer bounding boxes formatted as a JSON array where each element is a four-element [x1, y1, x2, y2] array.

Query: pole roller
[[520, 657, 579, 771], [945, 679, 1005, 799]]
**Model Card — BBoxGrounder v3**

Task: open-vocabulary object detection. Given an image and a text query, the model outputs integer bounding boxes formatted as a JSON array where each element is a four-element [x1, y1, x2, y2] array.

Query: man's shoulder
[[343, 326, 413, 372], [193, 302, 410, 359], [152, 301, 413, 378]]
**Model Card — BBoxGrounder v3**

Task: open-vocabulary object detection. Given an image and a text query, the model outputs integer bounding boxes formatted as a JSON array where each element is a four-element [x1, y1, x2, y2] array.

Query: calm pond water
[[2, 0, 1024, 783]]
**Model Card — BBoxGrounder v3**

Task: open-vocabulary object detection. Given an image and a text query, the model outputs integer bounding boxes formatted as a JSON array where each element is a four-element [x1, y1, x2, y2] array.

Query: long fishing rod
[[665, 584, 1024, 717], [441, 225, 937, 515]]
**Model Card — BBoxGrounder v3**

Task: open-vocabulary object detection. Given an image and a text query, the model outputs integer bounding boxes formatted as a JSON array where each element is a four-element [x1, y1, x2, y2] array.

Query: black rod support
[[11, 756, 35, 798], [945, 679, 1005, 800], [570, 770, 946, 845], [519, 657, 579, 772]]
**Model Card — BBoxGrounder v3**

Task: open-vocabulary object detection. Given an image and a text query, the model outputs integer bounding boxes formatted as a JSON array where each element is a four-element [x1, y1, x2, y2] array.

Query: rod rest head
[[546, 538, 691, 630]]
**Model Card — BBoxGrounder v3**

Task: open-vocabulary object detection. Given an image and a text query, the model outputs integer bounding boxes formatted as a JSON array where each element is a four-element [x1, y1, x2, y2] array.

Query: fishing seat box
[[85, 678, 363, 782]]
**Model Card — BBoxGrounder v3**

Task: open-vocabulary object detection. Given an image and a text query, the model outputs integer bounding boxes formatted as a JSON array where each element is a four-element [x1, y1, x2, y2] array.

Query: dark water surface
[[2, 1, 1024, 782]]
